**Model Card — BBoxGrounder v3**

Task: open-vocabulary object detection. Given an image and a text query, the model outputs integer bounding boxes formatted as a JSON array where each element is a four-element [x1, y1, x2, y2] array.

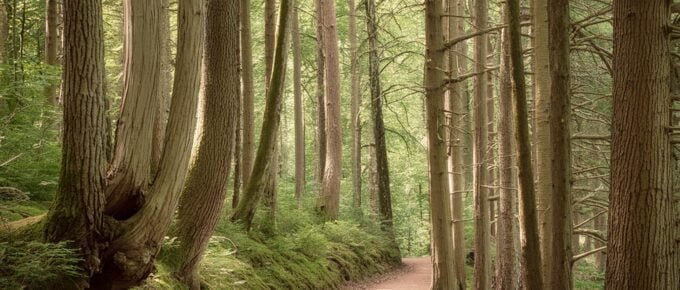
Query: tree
[[314, 0, 326, 187], [532, 0, 554, 285], [292, 0, 304, 208], [151, 0, 172, 176], [473, 0, 491, 287], [424, 0, 461, 288], [174, 0, 240, 287], [316, 0, 342, 221], [262, 0, 280, 231], [349, 0, 361, 210], [231, 0, 292, 230], [549, 0, 574, 288], [238, 0, 255, 209], [607, 1, 677, 288], [44, 0, 59, 105], [506, 0, 543, 288]]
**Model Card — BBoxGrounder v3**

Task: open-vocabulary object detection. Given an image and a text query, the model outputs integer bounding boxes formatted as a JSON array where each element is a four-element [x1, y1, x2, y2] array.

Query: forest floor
[[343, 257, 431, 290]]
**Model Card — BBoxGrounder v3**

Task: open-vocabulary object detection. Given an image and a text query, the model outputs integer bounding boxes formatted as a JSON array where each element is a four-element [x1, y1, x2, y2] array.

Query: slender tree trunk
[[349, 0, 362, 210], [316, 0, 342, 221], [44, 0, 107, 282], [151, 0, 172, 177], [487, 38, 497, 239], [262, 0, 279, 231], [473, 0, 491, 287], [231, 0, 292, 230], [607, 1, 677, 288], [292, 0, 304, 208], [314, 0, 326, 187], [44, 0, 59, 105], [174, 1, 240, 287], [548, 0, 573, 288], [532, 0, 553, 285], [594, 213, 606, 272], [368, 143, 379, 213], [506, 0, 543, 288], [0, 0, 6, 65], [495, 22, 518, 290], [425, 0, 461, 288], [239, 0, 255, 206], [105, 0, 162, 218]]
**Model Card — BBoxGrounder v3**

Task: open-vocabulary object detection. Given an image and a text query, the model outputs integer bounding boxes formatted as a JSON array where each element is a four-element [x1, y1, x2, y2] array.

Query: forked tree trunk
[[316, 0, 342, 221], [44, 0, 108, 284], [349, 0, 362, 210], [607, 1, 677, 288], [506, 0, 543, 288], [231, 0, 292, 230], [424, 0, 461, 288], [44, 0, 60, 105], [548, 0, 573, 287], [292, 0, 304, 208], [473, 0, 491, 287], [151, 0, 172, 176], [532, 0, 553, 285], [174, 0, 240, 287], [105, 0, 162, 218]]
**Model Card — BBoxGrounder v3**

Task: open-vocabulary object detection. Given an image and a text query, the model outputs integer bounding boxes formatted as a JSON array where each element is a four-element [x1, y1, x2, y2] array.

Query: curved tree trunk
[[607, 1, 677, 288], [231, 0, 292, 230], [151, 0, 172, 177], [173, 0, 240, 287], [316, 0, 342, 221]]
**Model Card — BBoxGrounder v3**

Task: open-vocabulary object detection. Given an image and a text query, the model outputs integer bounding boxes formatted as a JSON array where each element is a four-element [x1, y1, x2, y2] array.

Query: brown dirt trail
[[343, 257, 432, 290]]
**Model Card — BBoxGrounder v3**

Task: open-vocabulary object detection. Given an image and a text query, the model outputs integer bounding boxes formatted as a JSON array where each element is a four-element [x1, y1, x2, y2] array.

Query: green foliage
[[0, 241, 84, 289]]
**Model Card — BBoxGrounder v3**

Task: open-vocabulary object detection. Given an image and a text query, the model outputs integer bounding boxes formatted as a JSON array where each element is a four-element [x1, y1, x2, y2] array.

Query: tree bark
[[151, 0, 172, 177], [473, 0, 491, 287], [350, 0, 362, 210], [495, 22, 518, 290], [262, 0, 279, 232], [174, 1, 240, 287], [231, 0, 292, 230], [548, 0, 573, 288], [292, 0, 304, 209], [424, 0, 461, 288], [239, 0, 255, 206], [532, 0, 553, 285], [105, 0, 162, 218], [607, 1, 677, 289], [506, 0, 544, 288], [316, 0, 342, 221], [44, 0, 60, 105], [314, 0, 326, 187], [44, 0, 107, 283]]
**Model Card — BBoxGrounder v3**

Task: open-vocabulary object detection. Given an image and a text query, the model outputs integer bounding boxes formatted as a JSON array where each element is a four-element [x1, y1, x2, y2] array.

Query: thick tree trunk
[[495, 22, 518, 290], [548, 0, 573, 288], [292, 0, 304, 208], [350, 0, 362, 210], [105, 0, 162, 218], [231, 0, 292, 230], [173, 1, 240, 287], [473, 0, 491, 288], [506, 0, 544, 289], [532, 0, 553, 285], [44, 0, 107, 283], [316, 0, 342, 221], [424, 0, 461, 288], [607, 1, 677, 289], [239, 0, 255, 205], [151, 0, 172, 177], [314, 0, 326, 187], [44, 0, 60, 105]]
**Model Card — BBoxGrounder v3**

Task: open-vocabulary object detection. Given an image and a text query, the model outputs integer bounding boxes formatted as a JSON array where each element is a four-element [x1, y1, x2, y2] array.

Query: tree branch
[[572, 246, 607, 265]]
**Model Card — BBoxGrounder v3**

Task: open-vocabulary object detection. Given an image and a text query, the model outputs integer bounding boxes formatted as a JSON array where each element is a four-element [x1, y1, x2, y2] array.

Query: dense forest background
[[0, 0, 679, 289]]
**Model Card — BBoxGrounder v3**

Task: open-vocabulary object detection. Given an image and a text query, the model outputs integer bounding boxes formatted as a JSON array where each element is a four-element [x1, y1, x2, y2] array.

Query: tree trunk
[[506, 0, 544, 288], [151, 0, 172, 177], [593, 213, 606, 272], [473, 0, 491, 287], [292, 0, 304, 209], [316, 0, 342, 221], [231, 0, 292, 230], [314, 0, 326, 187], [487, 38, 497, 239], [607, 1, 677, 288], [174, 1, 240, 287], [495, 21, 517, 290], [239, 0, 255, 206], [44, 0, 107, 283], [532, 0, 553, 285], [548, 0, 573, 288], [349, 0, 362, 210], [262, 0, 279, 232], [424, 0, 461, 288], [105, 0, 162, 218], [44, 0, 60, 105]]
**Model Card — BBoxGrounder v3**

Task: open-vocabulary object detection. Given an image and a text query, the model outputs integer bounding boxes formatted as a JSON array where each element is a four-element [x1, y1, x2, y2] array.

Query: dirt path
[[343, 257, 432, 290]]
